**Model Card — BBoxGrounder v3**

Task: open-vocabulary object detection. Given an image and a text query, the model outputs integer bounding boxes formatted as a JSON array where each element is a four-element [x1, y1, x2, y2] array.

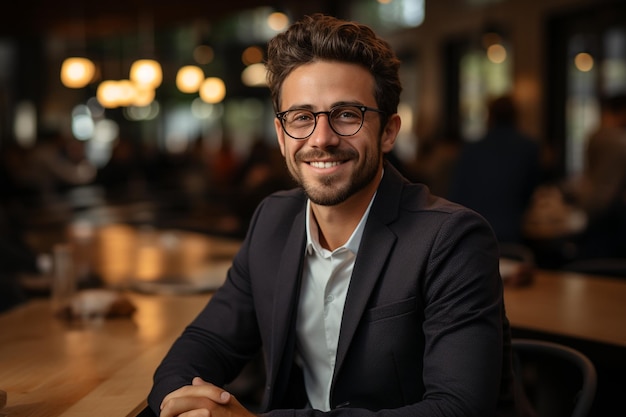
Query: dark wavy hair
[[266, 14, 402, 120]]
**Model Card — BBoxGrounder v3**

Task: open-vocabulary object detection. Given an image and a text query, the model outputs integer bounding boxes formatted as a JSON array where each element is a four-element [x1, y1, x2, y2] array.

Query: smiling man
[[149, 14, 527, 417]]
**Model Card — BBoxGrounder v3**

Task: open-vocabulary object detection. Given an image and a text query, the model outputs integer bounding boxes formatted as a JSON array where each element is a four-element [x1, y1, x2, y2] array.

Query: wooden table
[[4, 222, 242, 417], [0, 292, 211, 417], [23, 222, 243, 290], [504, 269, 626, 348], [3, 263, 626, 417]]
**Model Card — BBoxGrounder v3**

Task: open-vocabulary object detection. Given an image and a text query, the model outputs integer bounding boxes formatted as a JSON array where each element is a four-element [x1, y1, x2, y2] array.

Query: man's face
[[274, 61, 397, 206]]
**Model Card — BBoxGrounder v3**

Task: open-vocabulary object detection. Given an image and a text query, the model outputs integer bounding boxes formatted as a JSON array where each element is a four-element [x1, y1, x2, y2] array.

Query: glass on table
[[50, 243, 77, 317]]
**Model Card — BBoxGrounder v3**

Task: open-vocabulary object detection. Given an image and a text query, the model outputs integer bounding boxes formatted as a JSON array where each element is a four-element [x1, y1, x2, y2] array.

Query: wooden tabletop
[[0, 292, 210, 417], [504, 269, 626, 348], [3, 262, 626, 417]]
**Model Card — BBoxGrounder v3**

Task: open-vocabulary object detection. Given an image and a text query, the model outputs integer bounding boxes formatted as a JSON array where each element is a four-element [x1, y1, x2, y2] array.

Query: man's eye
[[290, 112, 313, 122], [334, 108, 360, 120]]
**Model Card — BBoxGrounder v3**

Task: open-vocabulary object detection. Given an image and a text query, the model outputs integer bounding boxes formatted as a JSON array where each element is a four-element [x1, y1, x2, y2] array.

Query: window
[[547, 1, 626, 176]]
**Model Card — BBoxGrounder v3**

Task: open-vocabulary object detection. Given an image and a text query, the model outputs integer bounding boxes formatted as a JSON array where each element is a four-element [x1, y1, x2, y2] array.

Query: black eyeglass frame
[[275, 105, 386, 140]]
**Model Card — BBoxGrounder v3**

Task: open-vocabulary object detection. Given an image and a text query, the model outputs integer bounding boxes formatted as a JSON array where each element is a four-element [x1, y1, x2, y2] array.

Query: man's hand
[[160, 377, 257, 417]]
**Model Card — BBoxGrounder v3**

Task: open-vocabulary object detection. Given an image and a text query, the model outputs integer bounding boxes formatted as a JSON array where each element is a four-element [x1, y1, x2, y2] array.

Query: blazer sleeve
[[147, 210, 265, 413]]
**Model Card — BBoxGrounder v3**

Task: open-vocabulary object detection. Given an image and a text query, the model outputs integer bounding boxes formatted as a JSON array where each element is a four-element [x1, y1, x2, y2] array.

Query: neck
[[311, 179, 379, 252]]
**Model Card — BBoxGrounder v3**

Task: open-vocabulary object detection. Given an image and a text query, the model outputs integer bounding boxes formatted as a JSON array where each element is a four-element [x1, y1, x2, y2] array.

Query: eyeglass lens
[[281, 106, 365, 139]]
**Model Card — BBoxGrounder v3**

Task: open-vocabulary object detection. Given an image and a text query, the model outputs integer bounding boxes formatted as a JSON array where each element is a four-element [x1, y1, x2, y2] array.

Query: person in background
[[569, 93, 626, 259], [448, 95, 541, 245], [414, 126, 462, 197], [21, 130, 97, 205], [148, 14, 528, 417]]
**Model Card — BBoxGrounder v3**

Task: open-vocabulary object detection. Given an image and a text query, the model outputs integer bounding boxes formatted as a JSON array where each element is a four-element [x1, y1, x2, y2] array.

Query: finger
[[191, 378, 231, 404], [160, 395, 214, 417], [192, 376, 209, 386], [161, 381, 231, 411]]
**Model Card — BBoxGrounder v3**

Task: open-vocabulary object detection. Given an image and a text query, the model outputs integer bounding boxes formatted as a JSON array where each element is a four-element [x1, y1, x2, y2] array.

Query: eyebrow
[[284, 101, 366, 112]]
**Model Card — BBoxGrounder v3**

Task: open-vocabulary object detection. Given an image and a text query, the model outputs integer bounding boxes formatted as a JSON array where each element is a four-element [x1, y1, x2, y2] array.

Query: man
[[448, 95, 541, 245], [572, 93, 626, 258], [149, 14, 523, 417]]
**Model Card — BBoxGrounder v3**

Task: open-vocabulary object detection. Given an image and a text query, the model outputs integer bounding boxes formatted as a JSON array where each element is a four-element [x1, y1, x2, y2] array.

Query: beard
[[288, 143, 381, 206]]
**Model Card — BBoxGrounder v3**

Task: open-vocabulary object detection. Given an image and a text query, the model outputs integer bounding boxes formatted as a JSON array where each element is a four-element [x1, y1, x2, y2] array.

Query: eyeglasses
[[276, 105, 386, 140]]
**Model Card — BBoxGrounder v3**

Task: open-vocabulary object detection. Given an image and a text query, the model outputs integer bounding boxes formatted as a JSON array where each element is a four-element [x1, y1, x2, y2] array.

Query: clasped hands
[[160, 376, 258, 417]]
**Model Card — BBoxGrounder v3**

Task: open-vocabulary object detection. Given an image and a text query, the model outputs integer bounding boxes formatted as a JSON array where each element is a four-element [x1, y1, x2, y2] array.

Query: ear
[[274, 117, 287, 156], [381, 113, 401, 154]]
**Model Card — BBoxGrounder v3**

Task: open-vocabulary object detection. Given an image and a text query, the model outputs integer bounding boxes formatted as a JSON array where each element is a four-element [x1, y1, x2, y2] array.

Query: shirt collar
[[305, 192, 376, 257]]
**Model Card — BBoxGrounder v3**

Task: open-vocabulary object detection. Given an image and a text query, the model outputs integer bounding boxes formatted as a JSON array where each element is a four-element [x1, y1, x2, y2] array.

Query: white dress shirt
[[296, 196, 374, 411]]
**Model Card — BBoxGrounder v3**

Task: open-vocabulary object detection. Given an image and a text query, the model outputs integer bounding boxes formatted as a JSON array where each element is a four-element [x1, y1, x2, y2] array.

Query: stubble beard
[[288, 144, 381, 206]]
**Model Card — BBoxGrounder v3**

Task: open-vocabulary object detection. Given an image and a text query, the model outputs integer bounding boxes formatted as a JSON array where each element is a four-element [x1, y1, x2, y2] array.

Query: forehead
[[280, 61, 375, 109]]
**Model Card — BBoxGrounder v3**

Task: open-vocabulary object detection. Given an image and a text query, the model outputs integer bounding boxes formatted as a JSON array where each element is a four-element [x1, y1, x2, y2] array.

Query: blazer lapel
[[334, 163, 404, 376], [266, 207, 307, 390]]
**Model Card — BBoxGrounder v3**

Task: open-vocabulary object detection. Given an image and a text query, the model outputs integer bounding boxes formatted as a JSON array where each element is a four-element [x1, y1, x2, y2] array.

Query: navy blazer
[[148, 162, 520, 417]]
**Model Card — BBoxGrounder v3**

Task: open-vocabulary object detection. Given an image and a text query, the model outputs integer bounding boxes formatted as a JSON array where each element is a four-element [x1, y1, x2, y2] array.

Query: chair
[[512, 339, 597, 417]]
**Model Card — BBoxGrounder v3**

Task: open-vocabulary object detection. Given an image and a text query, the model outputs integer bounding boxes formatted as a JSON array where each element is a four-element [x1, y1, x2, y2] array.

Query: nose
[[308, 113, 340, 148]]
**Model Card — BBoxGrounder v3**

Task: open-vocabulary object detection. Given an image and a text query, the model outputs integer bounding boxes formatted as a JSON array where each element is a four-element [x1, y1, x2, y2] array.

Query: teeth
[[310, 161, 341, 169]]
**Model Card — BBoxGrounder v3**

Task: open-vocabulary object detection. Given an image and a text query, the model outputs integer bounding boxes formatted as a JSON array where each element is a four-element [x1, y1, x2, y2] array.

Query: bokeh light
[[574, 52, 594, 72], [176, 65, 205, 93], [129, 59, 163, 88], [60, 57, 96, 88], [199, 77, 226, 103]]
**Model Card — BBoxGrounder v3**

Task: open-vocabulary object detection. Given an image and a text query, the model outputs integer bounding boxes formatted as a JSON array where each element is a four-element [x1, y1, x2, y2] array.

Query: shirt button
[[326, 295, 335, 303]]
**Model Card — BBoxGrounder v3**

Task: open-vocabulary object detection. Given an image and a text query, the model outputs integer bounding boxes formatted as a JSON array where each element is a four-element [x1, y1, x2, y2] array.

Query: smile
[[309, 161, 342, 169]]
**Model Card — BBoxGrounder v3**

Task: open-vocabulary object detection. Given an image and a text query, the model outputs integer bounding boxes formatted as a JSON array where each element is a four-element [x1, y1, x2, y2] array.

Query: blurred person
[[225, 138, 294, 235], [448, 95, 541, 244], [209, 137, 242, 192], [414, 126, 462, 197], [95, 138, 146, 202], [148, 14, 529, 417], [568, 93, 626, 258], [22, 130, 97, 205]]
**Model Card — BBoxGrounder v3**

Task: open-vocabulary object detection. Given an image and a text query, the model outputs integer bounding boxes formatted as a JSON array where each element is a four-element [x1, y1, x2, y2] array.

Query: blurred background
[[1, 0, 625, 282], [2, 3, 626, 416]]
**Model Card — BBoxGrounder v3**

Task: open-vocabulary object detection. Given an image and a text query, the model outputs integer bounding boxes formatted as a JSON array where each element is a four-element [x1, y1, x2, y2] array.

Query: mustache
[[295, 148, 358, 162]]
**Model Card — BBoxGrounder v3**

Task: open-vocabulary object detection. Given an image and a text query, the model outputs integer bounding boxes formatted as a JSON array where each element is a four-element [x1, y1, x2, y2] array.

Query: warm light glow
[[129, 59, 162, 87], [97, 81, 122, 108], [132, 84, 156, 107], [487, 44, 507, 64], [96, 79, 156, 108], [241, 46, 264, 66], [60, 57, 96, 88], [575, 52, 594, 72], [199, 77, 226, 103], [241, 63, 268, 87], [267, 12, 289, 32], [193, 45, 214, 65], [116, 80, 137, 107], [176, 65, 204, 93]]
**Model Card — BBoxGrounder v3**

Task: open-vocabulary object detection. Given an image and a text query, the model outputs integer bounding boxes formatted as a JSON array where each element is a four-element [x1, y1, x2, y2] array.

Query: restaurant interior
[[1, 0, 625, 416]]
